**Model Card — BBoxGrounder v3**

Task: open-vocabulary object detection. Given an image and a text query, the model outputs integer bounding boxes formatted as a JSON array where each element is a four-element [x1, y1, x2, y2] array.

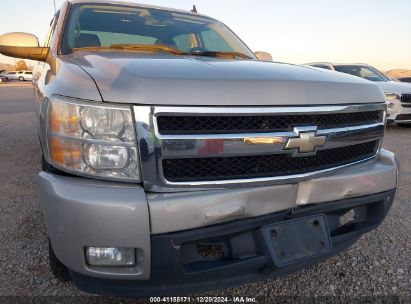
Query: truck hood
[[375, 81, 411, 94], [66, 51, 384, 106]]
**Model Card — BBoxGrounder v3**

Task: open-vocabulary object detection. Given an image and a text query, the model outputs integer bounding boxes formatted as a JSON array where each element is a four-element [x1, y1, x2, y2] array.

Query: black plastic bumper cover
[[70, 190, 396, 297]]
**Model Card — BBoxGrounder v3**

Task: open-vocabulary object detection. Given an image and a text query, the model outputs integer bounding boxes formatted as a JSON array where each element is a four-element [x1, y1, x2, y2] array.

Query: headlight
[[46, 96, 140, 182], [384, 92, 400, 100]]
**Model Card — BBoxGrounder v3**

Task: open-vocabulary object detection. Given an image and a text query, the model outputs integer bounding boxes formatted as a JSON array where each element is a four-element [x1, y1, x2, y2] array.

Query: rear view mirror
[[0, 32, 49, 62], [255, 51, 273, 61]]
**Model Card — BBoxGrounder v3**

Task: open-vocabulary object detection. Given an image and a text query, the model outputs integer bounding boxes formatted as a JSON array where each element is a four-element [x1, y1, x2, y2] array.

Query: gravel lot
[[0, 86, 410, 303]]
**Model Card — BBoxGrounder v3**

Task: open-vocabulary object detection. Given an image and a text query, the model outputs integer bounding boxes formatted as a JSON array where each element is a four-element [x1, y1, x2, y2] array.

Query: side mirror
[[0, 32, 49, 62], [255, 51, 273, 61]]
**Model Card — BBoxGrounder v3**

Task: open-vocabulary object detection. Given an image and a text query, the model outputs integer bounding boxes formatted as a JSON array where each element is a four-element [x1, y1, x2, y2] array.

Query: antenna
[[53, 0, 57, 14], [191, 5, 197, 13]]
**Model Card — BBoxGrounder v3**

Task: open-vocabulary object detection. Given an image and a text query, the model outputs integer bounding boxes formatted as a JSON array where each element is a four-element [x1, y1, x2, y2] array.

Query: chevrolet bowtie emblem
[[285, 128, 326, 154]]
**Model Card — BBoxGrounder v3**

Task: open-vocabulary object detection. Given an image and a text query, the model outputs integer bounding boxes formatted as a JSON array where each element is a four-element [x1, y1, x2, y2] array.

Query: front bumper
[[69, 190, 396, 297], [387, 101, 411, 123], [38, 149, 398, 295]]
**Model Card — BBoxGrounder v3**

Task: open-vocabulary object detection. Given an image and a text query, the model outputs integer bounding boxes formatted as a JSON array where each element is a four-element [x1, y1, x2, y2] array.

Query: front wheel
[[19, 76, 24, 81], [49, 239, 71, 282]]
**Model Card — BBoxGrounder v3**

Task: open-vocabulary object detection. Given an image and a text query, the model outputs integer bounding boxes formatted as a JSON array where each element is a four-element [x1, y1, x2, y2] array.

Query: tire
[[49, 239, 71, 282], [19, 76, 24, 81]]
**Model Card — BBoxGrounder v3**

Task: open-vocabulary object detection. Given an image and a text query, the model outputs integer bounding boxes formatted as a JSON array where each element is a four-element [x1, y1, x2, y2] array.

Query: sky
[[0, 0, 410, 71]]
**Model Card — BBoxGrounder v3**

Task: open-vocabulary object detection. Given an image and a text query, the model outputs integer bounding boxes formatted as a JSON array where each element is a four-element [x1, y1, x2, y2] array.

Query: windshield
[[61, 4, 255, 59], [334, 65, 389, 82]]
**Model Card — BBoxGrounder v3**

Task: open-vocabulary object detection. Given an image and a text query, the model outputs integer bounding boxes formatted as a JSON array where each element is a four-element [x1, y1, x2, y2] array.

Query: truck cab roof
[[66, 0, 212, 19]]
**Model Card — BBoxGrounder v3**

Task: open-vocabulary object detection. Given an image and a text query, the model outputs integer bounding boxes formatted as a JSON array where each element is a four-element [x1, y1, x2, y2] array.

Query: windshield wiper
[[111, 44, 186, 55], [73, 44, 185, 55], [73, 44, 253, 59], [187, 50, 253, 59]]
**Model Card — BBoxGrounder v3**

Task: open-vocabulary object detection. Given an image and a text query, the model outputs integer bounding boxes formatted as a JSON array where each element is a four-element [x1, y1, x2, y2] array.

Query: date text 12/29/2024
[[150, 297, 257, 303]]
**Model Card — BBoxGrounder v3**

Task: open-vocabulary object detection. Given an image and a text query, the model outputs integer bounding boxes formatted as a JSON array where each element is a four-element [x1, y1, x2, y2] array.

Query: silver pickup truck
[[0, 0, 399, 297]]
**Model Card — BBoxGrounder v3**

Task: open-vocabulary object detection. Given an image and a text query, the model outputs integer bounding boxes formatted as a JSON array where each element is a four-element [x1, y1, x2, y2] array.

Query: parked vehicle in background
[[398, 77, 411, 83], [16, 70, 33, 81], [306, 63, 411, 125], [0, 70, 8, 83], [5, 71, 17, 80], [0, 1, 399, 297]]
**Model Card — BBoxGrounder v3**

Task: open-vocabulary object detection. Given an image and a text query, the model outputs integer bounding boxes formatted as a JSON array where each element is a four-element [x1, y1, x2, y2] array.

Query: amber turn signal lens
[[49, 137, 81, 170], [50, 101, 79, 135]]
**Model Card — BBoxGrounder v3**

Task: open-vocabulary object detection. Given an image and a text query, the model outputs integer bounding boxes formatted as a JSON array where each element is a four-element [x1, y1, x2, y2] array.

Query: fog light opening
[[85, 247, 136, 267], [196, 242, 225, 258], [331, 209, 357, 237], [340, 209, 356, 226]]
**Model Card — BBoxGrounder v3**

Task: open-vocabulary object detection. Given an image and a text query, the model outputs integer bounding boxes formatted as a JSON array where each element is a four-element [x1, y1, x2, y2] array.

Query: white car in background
[[305, 63, 411, 125], [16, 71, 33, 82]]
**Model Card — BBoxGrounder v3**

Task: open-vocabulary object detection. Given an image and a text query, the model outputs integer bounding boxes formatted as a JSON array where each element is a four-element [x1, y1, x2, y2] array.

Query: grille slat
[[401, 93, 411, 103], [157, 111, 383, 135], [163, 141, 378, 182]]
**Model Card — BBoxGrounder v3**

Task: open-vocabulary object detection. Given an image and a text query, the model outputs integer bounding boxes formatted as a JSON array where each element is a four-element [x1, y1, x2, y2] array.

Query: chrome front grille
[[157, 111, 383, 135], [134, 104, 386, 192], [163, 141, 379, 182]]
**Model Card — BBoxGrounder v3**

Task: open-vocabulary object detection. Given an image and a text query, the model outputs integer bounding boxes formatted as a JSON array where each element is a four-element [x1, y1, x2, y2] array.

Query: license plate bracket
[[262, 215, 331, 267]]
